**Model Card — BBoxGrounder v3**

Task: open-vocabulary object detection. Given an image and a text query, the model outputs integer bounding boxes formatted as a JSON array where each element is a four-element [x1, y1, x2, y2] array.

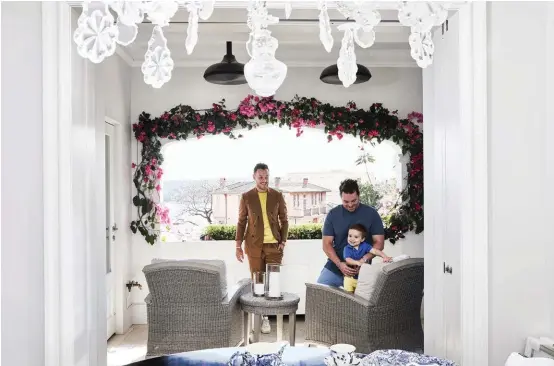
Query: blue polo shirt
[[322, 204, 384, 276], [344, 242, 373, 279], [343, 242, 373, 261]]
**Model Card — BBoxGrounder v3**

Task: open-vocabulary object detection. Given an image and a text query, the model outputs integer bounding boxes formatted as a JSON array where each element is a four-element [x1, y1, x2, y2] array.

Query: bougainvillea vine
[[131, 95, 423, 245]]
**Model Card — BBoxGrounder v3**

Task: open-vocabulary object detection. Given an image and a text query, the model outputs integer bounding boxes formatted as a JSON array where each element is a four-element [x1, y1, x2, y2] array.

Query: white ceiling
[[117, 7, 420, 68]]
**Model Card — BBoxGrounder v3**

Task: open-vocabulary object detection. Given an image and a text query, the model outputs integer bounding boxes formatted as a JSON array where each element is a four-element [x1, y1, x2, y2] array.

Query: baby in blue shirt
[[343, 223, 392, 292]]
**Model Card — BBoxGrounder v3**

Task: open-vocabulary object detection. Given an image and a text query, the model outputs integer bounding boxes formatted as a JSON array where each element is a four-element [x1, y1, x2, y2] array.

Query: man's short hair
[[339, 179, 360, 196], [349, 223, 367, 238], [253, 163, 269, 173]]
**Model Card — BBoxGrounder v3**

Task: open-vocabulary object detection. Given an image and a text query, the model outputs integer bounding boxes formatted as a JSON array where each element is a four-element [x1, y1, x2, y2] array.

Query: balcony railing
[[290, 204, 328, 217]]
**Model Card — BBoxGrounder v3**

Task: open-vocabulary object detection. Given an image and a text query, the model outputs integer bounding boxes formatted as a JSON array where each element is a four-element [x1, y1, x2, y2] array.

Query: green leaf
[[141, 204, 149, 215]]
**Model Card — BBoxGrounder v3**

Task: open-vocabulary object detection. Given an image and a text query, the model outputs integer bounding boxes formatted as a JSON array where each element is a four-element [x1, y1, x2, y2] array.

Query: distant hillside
[[162, 178, 246, 201]]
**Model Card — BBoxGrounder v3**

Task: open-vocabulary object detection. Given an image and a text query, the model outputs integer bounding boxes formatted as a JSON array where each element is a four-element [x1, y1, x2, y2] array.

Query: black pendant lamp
[[203, 41, 246, 85], [319, 63, 372, 85]]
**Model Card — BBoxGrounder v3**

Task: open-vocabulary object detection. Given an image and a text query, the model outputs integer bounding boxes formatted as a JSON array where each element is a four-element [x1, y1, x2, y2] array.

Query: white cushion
[[355, 262, 385, 300], [355, 255, 411, 300]]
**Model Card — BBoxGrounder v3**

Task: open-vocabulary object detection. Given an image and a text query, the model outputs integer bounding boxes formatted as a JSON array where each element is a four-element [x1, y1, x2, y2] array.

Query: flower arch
[[131, 95, 423, 245]]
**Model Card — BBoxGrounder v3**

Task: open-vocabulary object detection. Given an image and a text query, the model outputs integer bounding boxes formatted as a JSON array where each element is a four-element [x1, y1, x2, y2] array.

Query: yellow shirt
[[258, 191, 277, 243]]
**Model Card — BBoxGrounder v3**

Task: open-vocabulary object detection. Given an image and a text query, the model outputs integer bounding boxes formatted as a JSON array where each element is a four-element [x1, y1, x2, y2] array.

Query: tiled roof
[[213, 181, 331, 194]]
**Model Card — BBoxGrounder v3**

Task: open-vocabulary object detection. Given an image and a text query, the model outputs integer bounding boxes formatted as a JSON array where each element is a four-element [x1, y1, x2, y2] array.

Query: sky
[[161, 125, 401, 182]]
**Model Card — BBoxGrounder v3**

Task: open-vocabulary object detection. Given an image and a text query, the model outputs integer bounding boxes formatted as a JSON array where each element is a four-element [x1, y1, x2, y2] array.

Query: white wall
[[1, 3, 45, 365], [487, 3, 554, 365], [131, 67, 422, 119], [97, 49, 134, 335], [1, 4, 133, 365], [128, 234, 424, 323], [425, 4, 554, 365]]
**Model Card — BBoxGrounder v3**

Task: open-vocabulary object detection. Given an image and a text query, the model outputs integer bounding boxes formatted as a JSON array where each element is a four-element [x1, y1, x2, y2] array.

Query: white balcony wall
[[128, 234, 423, 323]]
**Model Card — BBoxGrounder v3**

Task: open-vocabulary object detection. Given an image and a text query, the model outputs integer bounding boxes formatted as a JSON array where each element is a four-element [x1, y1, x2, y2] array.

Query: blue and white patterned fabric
[[162, 346, 331, 366], [360, 349, 457, 366], [143, 348, 455, 366]]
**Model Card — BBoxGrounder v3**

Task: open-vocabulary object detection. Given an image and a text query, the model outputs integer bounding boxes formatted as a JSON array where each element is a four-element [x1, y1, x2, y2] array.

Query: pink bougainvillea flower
[[239, 104, 257, 117], [407, 111, 424, 123], [155, 204, 171, 225], [367, 130, 379, 138], [207, 121, 215, 133]]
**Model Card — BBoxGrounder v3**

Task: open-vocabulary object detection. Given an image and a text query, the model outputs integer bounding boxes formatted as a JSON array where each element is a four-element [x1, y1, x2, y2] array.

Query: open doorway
[[105, 121, 117, 340], [42, 2, 487, 366]]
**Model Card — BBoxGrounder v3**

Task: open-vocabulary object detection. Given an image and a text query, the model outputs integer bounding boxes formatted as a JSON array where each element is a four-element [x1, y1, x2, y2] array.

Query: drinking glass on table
[[252, 271, 265, 297]]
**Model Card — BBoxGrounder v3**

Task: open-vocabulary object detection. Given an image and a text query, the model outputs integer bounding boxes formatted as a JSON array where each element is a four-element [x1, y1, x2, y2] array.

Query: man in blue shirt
[[317, 179, 385, 287]]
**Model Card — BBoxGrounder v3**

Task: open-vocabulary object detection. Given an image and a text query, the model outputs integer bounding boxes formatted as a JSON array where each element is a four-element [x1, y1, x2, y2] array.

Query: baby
[[343, 223, 393, 293]]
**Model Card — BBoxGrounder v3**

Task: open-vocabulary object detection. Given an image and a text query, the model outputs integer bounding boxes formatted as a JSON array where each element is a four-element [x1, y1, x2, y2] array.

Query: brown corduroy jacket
[[235, 188, 289, 257]]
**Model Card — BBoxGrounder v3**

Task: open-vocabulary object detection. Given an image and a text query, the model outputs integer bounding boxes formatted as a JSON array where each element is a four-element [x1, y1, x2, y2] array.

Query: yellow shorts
[[343, 276, 358, 292]]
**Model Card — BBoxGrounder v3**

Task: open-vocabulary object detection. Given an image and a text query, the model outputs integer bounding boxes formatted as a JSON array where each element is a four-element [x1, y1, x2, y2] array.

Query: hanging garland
[[131, 95, 423, 245]]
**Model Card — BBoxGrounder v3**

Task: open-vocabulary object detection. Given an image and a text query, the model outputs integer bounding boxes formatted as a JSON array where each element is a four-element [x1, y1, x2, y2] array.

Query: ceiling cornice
[[128, 59, 418, 68], [114, 47, 135, 66], [66, 1, 467, 10]]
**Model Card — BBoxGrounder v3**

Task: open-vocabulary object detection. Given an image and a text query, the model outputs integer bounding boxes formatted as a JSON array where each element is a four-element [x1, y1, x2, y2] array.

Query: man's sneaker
[[261, 316, 271, 334]]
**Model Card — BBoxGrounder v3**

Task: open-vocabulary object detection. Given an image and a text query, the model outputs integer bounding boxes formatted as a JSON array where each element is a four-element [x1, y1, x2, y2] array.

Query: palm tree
[[355, 149, 382, 208], [355, 151, 375, 184]]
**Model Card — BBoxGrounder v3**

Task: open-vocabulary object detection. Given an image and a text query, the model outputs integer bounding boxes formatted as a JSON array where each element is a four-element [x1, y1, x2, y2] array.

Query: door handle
[[112, 223, 118, 241], [443, 262, 453, 274]]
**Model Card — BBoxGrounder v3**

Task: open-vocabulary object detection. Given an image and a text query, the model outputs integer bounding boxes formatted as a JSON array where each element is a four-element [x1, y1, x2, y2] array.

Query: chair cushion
[[355, 255, 411, 300], [355, 262, 385, 300], [151, 258, 228, 299]]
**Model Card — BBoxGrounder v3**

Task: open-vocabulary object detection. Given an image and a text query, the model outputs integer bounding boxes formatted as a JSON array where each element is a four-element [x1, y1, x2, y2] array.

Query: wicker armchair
[[143, 260, 251, 357], [305, 258, 424, 354]]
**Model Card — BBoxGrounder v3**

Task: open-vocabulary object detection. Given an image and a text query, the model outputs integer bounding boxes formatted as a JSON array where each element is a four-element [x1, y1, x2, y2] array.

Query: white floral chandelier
[[73, 1, 448, 95]]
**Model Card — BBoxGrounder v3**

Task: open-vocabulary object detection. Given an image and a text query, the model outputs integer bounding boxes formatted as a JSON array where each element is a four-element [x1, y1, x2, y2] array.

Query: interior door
[[427, 15, 462, 364], [105, 122, 117, 339], [426, 24, 448, 359], [442, 13, 462, 365]]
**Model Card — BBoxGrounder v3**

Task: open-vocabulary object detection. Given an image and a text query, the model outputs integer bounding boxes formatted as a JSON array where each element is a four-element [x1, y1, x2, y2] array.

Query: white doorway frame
[[104, 116, 129, 338], [457, 3, 489, 366], [43, 2, 106, 366], [43, 2, 489, 366], [104, 118, 121, 340]]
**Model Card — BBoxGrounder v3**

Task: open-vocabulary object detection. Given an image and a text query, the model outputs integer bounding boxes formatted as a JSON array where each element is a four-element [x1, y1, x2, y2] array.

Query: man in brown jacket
[[235, 163, 288, 333]]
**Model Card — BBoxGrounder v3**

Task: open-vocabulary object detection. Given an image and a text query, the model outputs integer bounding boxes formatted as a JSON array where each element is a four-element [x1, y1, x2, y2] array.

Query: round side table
[[239, 292, 300, 346]]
